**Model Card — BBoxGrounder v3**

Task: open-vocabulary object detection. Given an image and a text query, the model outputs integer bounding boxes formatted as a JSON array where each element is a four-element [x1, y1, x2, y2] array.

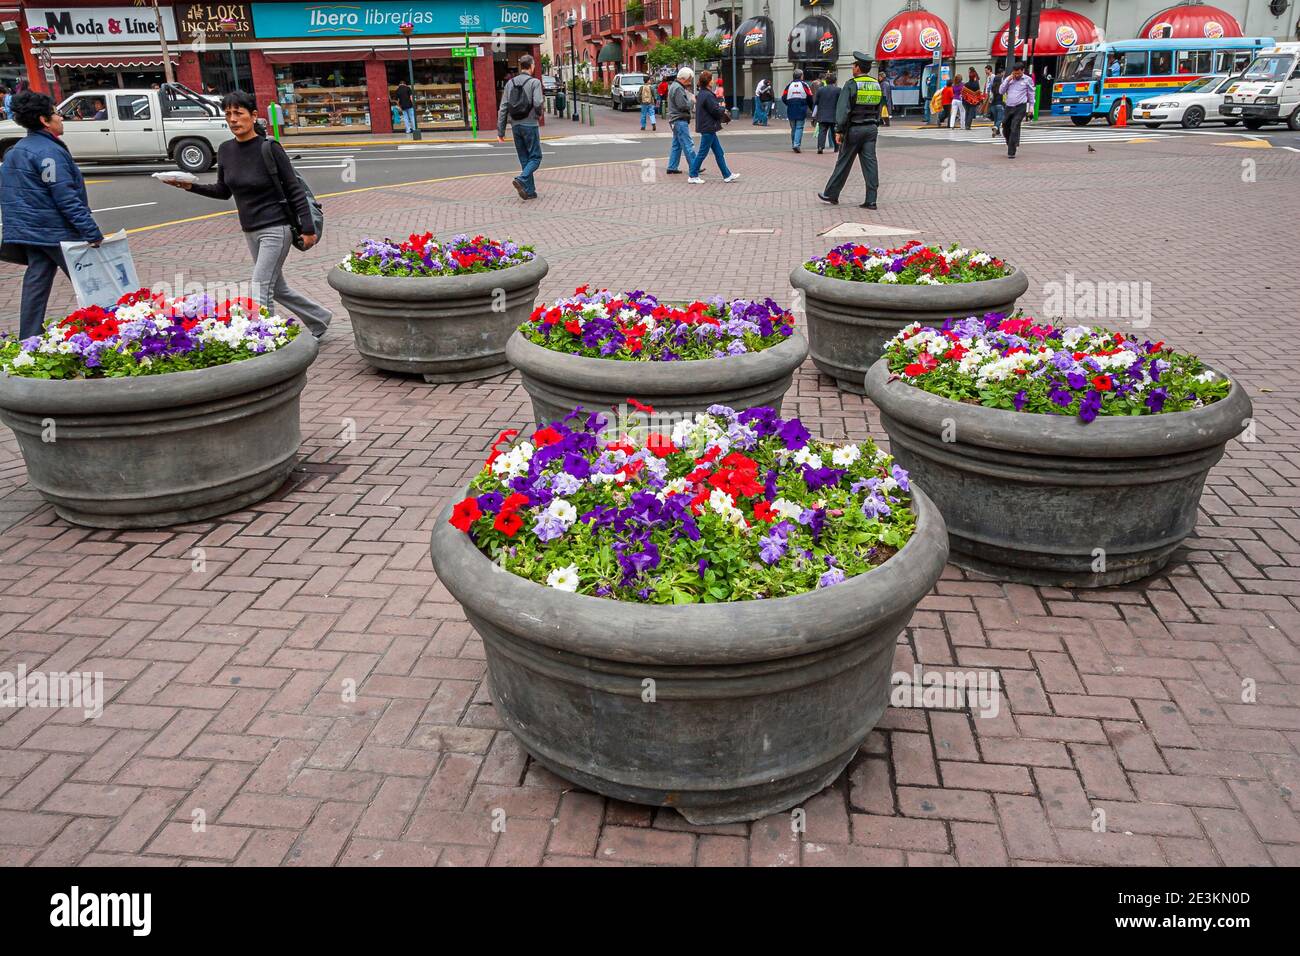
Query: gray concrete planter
[[505, 330, 809, 427], [0, 332, 318, 529], [327, 254, 548, 383], [789, 264, 1030, 394], [865, 359, 1252, 588], [429, 487, 947, 824]]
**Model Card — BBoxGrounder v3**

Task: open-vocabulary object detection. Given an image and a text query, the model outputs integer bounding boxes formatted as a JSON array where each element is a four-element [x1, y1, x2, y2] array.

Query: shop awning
[[789, 14, 838, 63], [992, 8, 1100, 58], [875, 9, 954, 61], [1140, 3, 1243, 40], [708, 27, 734, 58], [597, 40, 622, 63], [51, 54, 178, 68], [734, 16, 774, 60]]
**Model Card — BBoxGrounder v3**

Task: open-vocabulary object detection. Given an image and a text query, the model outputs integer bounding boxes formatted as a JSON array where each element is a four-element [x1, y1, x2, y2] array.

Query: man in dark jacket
[[0, 91, 103, 339], [781, 71, 813, 153], [818, 52, 884, 210], [813, 73, 840, 154]]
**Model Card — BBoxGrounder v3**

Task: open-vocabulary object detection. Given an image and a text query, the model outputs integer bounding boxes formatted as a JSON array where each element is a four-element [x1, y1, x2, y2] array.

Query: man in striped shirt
[[999, 62, 1036, 159]]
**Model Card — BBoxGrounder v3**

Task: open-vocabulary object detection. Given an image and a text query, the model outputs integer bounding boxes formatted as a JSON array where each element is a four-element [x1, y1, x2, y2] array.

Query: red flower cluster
[[401, 231, 435, 254], [59, 305, 120, 342]]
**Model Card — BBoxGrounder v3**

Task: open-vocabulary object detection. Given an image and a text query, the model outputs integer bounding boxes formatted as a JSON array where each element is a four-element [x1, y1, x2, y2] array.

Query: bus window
[[1150, 50, 1173, 75], [1233, 52, 1253, 72], [1176, 50, 1211, 74], [1214, 50, 1245, 72], [1062, 51, 1098, 81], [1112, 52, 1148, 76]]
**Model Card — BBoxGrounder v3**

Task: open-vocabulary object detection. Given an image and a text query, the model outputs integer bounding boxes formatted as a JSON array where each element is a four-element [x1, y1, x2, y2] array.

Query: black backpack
[[261, 138, 324, 252], [506, 76, 535, 121]]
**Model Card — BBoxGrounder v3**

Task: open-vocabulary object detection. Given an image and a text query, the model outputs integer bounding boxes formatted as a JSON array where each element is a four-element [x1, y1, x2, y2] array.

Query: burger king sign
[[919, 26, 942, 52], [880, 28, 902, 55]]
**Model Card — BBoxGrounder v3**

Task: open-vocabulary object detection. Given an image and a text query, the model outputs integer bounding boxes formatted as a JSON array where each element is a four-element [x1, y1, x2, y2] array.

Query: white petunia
[[831, 445, 861, 467], [793, 447, 823, 469], [771, 497, 804, 522], [546, 564, 580, 592], [8, 351, 35, 369], [547, 498, 577, 525]]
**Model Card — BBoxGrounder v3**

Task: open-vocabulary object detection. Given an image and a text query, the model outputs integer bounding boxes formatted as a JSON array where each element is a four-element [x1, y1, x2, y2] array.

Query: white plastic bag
[[59, 229, 140, 309]]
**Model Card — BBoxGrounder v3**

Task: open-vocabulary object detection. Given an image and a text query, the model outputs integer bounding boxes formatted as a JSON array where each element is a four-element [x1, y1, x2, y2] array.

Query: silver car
[[611, 73, 649, 111]]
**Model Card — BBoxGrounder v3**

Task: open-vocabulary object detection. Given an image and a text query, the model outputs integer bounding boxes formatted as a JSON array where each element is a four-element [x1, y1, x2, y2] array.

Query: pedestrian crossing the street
[[882, 125, 1182, 146]]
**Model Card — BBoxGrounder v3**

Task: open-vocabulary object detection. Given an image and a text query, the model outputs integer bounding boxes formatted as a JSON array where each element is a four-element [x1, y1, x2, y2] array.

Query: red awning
[[1140, 3, 1243, 40], [52, 54, 177, 68], [875, 9, 954, 61], [992, 9, 1100, 58]]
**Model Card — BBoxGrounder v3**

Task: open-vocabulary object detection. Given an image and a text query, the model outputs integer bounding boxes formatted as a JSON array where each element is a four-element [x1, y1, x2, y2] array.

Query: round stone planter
[[429, 487, 947, 825], [864, 359, 1252, 588], [789, 264, 1030, 394], [505, 330, 810, 427], [326, 254, 548, 383], [0, 332, 318, 529]]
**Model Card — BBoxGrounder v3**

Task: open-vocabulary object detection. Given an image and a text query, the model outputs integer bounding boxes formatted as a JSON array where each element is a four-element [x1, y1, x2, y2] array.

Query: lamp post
[[729, 0, 738, 119], [567, 11, 579, 122], [399, 21, 421, 140], [218, 17, 240, 91]]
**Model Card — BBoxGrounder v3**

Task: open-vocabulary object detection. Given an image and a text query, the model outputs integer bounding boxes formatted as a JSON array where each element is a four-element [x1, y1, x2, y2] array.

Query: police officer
[[819, 51, 883, 209]]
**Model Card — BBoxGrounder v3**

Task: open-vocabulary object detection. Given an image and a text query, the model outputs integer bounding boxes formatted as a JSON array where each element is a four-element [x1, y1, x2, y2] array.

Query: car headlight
[[1256, 96, 1278, 105], [1139, 102, 1156, 109]]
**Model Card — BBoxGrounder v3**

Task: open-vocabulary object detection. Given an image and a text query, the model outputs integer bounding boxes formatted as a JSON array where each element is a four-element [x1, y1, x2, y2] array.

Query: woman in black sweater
[[164, 91, 331, 337]]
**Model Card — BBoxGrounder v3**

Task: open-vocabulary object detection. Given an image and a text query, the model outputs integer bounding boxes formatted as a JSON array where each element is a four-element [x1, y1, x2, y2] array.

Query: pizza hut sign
[[28, 7, 180, 43]]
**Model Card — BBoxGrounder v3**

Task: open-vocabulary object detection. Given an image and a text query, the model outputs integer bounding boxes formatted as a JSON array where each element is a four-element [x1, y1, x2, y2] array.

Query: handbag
[[260, 138, 324, 252]]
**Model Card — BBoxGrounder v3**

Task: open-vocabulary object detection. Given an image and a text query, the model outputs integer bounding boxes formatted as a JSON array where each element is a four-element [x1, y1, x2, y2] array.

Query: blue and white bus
[[1051, 36, 1274, 126]]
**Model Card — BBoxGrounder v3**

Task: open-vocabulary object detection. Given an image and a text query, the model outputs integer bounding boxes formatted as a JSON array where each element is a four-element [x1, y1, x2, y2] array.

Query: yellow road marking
[[1215, 139, 1271, 148], [126, 159, 643, 235]]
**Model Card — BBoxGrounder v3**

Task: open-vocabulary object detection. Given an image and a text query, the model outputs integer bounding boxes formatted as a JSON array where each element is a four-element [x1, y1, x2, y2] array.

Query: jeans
[[401, 107, 415, 133], [816, 122, 838, 152], [991, 102, 1005, 132], [17, 244, 68, 339], [689, 132, 732, 179], [790, 118, 805, 148], [667, 119, 697, 172], [512, 123, 543, 196], [822, 125, 879, 204], [1004, 103, 1028, 156], [245, 225, 332, 337], [639, 103, 656, 128], [752, 99, 768, 125]]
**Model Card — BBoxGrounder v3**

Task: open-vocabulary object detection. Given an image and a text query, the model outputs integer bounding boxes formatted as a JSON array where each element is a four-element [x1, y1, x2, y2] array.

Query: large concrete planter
[[0, 332, 318, 529], [327, 255, 548, 383], [429, 487, 947, 825], [865, 359, 1251, 588], [789, 265, 1030, 394], [505, 330, 809, 427]]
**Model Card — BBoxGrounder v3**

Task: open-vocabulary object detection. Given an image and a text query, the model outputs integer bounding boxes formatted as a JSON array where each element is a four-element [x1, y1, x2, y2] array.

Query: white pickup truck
[[0, 84, 231, 172]]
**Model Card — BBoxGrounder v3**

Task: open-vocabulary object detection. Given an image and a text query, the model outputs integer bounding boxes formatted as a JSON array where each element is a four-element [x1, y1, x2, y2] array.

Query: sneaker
[[723, 173, 740, 183], [817, 148, 823, 154], [687, 177, 705, 184], [817, 193, 837, 205], [792, 146, 801, 153], [511, 178, 527, 200]]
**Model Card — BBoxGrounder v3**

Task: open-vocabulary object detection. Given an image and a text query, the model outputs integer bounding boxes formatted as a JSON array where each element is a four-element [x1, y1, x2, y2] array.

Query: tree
[[541, 53, 551, 74], [647, 31, 722, 73]]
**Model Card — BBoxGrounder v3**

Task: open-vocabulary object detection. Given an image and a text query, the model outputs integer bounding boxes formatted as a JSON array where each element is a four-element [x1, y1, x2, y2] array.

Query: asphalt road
[[31, 121, 1300, 235]]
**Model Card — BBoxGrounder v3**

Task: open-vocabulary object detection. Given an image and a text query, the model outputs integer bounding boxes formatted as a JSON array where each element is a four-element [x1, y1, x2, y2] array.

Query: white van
[[0, 84, 232, 172], [1220, 42, 1300, 130]]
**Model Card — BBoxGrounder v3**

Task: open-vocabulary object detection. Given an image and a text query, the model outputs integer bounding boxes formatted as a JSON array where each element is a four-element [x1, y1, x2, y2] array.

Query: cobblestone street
[[2, 129, 1299, 867]]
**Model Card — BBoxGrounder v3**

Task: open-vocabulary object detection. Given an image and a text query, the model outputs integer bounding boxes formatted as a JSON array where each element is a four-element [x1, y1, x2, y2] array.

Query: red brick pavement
[[1, 132, 1298, 866]]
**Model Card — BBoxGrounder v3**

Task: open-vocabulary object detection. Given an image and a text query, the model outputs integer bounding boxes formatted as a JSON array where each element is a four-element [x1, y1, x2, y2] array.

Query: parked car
[[610, 73, 649, 111], [1136, 74, 1241, 128], [542, 74, 558, 95], [0, 83, 231, 172]]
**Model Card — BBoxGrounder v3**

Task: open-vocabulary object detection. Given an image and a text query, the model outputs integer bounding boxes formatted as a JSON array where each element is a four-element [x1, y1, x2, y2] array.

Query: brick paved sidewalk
[[1, 133, 1298, 867]]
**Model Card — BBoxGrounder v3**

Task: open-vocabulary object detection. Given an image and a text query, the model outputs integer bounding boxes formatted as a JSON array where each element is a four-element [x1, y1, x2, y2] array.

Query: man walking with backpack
[[497, 54, 544, 200], [637, 76, 657, 131], [781, 71, 812, 152]]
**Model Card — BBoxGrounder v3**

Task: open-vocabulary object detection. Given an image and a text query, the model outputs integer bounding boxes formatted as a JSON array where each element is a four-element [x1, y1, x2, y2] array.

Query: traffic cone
[[1115, 99, 1127, 128]]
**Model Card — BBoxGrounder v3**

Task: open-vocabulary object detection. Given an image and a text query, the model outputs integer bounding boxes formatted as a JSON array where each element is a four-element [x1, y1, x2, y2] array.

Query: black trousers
[[1004, 103, 1028, 156], [816, 122, 838, 152], [822, 124, 879, 204], [18, 245, 69, 340]]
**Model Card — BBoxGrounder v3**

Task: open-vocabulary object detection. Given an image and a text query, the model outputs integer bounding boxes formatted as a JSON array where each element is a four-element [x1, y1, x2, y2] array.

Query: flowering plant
[[804, 241, 1009, 285], [449, 403, 917, 603], [0, 288, 298, 380], [882, 314, 1231, 423], [520, 287, 795, 361], [339, 232, 535, 277]]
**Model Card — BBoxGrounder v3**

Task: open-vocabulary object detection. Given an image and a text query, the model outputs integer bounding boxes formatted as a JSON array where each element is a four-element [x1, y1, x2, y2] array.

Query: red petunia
[[903, 351, 939, 377], [1091, 375, 1113, 392], [532, 427, 562, 448], [752, 500, 776, 523], [501, 493, 530, 512], [494, 510, 523, 538], [627, 398, 655, 415], [564, 319, 582, 335], [449, 497, 482, 532], [943, 344, 967, 361], [645, 433, 677, 458]]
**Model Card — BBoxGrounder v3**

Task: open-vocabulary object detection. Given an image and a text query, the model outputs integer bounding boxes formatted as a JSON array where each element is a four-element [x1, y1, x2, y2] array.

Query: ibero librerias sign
[[27, 6, 181, 43]]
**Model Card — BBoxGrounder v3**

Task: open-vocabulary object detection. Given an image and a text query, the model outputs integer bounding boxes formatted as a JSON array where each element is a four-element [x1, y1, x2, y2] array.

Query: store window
[[199, 50, 253, 94], [1, 22, 25, 91], [274, 61, 370, 132], [385, 59, 467, 130]]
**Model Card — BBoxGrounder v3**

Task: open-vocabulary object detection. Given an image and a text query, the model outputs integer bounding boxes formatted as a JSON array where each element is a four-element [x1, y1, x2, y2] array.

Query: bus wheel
[[1180, 106, 1205, 129], [1106, 99, 1129, 126], [1070, 115, 1091, 127]]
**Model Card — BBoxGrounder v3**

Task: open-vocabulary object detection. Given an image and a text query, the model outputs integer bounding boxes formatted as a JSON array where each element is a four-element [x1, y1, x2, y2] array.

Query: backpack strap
[[259, 138, 303, 237]]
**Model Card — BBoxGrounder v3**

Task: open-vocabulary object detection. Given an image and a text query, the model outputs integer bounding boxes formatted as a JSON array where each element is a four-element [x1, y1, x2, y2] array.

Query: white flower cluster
[[491, 440, 535, 479]]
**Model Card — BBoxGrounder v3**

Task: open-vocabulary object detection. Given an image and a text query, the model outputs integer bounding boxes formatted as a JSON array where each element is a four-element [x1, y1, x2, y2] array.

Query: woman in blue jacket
[[1, 92, 103, 339], [688, 71, 739, 184]]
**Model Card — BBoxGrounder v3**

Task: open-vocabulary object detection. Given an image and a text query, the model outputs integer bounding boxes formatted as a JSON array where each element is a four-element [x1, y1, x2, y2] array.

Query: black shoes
[[817, 148, 823, 154], [817, 193, 837, 205], [860, 202, 877, 210], [511, 178, 527, 200], [666, 169, 683, 174]]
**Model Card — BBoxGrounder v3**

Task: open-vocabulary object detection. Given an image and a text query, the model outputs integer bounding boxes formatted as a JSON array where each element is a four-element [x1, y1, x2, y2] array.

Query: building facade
[[12, 1, 549, 134], [547, 0, 684, 79], [674, 0, 1299, 111]]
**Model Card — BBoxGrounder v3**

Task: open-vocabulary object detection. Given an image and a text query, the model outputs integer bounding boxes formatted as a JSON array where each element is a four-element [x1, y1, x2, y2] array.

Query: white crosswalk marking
[[883, 126, 1181, 145]]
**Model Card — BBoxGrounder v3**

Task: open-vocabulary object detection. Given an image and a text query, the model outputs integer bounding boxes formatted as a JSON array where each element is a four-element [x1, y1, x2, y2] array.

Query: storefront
[[874, 7, 954, 116], [787, 12, 837, 81], [991, 8, 1101, 111], [19, 4, 182, 99]]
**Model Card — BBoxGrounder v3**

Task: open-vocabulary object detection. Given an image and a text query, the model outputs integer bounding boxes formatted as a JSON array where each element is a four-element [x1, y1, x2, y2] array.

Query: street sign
[[450, 46, 483, 57]]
